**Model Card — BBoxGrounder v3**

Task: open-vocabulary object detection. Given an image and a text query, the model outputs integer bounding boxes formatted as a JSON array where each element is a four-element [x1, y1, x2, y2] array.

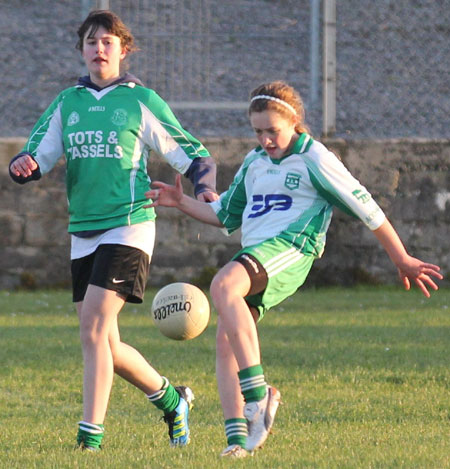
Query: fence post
[[322, 0, 336, 137], [309, 0, 320, 111], [97, 0, 109, 9]]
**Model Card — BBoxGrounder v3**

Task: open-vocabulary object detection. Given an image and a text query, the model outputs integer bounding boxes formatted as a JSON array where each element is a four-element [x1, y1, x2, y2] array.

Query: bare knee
[[79, 310, 108, 349], [210, 263, 247, 305], [79, 323, 99, 350], [210, 271, 229, 305]]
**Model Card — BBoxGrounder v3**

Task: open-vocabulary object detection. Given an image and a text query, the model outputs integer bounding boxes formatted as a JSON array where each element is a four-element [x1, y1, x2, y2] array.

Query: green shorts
[[233, 237, 315, 320]]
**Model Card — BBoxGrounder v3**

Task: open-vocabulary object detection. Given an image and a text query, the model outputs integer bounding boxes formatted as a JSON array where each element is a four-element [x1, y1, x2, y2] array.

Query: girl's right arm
[[145, 174, 223, 227], [9, 91, 66, 185], [373, 218, 442, 297]]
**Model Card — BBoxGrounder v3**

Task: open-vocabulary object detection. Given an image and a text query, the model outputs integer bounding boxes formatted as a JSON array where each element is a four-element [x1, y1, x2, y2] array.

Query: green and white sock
[[238, 364, 267, 403], [77, 421, 104, 449], [147, 376, 180, 414], [225, 418, 247, 448]]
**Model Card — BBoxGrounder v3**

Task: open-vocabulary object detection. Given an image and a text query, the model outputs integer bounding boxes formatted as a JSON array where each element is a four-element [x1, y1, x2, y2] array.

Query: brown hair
[[76, 10, 138, 54], [249, 81, 310, 134]]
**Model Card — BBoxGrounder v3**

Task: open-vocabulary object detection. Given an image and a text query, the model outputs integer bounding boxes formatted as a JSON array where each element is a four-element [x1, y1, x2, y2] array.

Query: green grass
[[0, 286, 449, 468]]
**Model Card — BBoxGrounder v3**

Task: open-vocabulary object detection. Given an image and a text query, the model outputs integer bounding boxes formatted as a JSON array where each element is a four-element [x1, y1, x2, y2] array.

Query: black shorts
[[234, 253, 268, 296], [71, 244, 150, 304]]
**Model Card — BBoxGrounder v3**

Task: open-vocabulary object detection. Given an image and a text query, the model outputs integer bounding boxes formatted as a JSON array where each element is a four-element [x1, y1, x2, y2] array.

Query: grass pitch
[[0, 286, 449, 468]]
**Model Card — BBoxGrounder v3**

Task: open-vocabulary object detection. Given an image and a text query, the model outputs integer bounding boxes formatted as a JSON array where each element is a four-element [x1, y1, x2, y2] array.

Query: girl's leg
[[216, 316, 248, 455], [211, 261, 280, 455], [210, 261, 260, 369], [216, 316, 245, 420], [215, 306, 260, 421], [77, 284, 125, 424], [107, 314, 193, 446], [77, 284, 192, 448], [108, 315, 163, 394]]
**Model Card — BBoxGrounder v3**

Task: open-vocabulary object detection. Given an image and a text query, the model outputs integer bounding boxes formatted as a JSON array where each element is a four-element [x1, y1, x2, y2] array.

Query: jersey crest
[[67, 111, 80, 126], [284, 172, 301, 190], [111, 108, 128, 126]]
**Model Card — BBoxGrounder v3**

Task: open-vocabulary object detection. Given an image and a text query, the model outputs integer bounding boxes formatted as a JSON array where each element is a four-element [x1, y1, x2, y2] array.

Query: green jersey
[[21, 76, 212, 233]]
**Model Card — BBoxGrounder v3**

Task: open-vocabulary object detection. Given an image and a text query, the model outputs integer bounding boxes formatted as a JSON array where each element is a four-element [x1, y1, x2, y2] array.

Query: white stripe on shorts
[[263, 248, 304, 278]]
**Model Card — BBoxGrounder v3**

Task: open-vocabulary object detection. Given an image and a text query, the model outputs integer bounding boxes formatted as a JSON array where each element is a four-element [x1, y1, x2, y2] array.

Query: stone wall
[[1, 137, 448, 290]]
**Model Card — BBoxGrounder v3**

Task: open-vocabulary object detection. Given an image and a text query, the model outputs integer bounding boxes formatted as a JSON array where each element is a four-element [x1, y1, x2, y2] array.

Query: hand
[[10, 154, 38, 177], [373, 220, 443, 298], [396, 255, 443, 298], [144, 174, 184, 208], [196, 190, 219, 202]]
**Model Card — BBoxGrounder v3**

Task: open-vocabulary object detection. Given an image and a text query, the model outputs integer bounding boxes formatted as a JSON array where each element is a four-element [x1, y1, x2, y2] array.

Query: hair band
[[250, 95, 297, 115]]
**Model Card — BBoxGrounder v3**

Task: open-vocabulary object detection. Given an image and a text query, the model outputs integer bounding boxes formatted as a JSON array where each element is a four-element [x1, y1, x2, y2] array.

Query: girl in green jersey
[[10, 10, 218, 451], [145, 81, 443, 458]]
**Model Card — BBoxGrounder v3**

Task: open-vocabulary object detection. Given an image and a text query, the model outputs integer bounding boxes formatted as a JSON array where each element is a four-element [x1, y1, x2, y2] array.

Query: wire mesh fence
[[1, 0, 448, 139], [335, 1, 449, 139], [106, 0, 316, 136]]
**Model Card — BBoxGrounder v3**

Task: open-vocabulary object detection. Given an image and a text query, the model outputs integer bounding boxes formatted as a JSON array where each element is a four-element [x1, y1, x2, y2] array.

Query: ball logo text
[[153, 300, 192, 321]]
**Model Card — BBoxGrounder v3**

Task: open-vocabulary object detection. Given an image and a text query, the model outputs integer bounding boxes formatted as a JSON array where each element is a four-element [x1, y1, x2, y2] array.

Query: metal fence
[[102, 0, 318, 135], [1, 0, 449, 139]]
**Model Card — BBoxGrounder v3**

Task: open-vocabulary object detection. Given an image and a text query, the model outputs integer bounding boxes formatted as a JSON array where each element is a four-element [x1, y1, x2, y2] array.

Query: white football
[[151, 282, 210, 340]]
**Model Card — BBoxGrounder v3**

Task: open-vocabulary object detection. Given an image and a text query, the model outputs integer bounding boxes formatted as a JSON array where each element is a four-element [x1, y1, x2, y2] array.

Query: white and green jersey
[[21, 76, 211, 233], [211, 133, 386, 258]]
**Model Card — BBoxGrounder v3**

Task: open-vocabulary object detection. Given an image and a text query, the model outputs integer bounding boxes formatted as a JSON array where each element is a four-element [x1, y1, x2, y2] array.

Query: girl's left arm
[[140, 90, 218, 201], [184, 156, 219, 202]]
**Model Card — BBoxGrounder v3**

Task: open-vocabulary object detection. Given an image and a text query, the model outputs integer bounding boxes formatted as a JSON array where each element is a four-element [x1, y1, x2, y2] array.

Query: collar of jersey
[[76, 72, 142, 92], [76, 81, 136, 91], [265, 133, 313, 165]]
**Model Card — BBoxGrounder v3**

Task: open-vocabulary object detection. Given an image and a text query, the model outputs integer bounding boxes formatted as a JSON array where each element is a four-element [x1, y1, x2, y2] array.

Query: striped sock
[[77, 421, 104, 449], [147, 377, 180, 413], [225, 418, 247, 447], [238, 364, 267, 403]]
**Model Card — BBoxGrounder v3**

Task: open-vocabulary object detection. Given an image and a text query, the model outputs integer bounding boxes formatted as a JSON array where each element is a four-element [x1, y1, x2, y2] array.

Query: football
[[151, 282, 210, 340]]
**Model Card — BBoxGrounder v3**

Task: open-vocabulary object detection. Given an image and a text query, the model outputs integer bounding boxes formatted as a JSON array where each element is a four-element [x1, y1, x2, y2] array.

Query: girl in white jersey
[[145, 80, 443, 458], [9, 10, 218, 451]]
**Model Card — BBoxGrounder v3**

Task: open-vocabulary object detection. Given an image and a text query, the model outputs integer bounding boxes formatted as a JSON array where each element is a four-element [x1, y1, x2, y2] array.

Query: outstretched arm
[[145, 174, 223, 227], [373, 219, 443, 297]]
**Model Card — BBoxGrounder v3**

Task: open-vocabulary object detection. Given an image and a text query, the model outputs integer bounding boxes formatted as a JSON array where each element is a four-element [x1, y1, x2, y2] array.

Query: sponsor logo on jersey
[[365, 207, 382, 224], [89, 106, 106, 112], [352, 189, 371, 203], [249, 194, 293, 218], [66, 130, 123, 159], [285, 172, 301, 190], [111, 108, 128, 126], [67, 111, 80, 126]]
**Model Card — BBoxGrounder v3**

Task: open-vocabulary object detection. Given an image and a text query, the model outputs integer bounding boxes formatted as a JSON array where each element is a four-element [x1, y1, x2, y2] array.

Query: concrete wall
[[1, 137, 448, 290]]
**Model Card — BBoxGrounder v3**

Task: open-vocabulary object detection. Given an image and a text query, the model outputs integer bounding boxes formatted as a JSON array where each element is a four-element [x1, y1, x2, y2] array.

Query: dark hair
[[76, 10, 138, 54], [249, 80, 310, 134]]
